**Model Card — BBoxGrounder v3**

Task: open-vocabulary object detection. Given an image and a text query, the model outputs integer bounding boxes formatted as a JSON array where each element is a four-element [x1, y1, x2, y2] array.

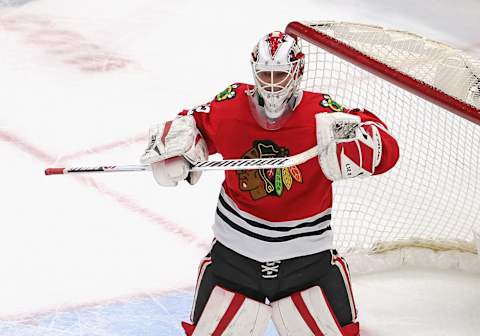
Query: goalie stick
[[44, 146, 318, 175]]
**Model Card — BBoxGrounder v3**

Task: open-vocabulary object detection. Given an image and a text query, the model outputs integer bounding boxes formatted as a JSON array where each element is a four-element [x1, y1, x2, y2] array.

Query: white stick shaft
[[191, 146, 318, 171], [45, 146, 318, 175]]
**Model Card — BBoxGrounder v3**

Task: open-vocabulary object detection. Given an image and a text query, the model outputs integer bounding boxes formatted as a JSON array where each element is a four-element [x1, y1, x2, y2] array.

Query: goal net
[[285, 21, 480, 272]]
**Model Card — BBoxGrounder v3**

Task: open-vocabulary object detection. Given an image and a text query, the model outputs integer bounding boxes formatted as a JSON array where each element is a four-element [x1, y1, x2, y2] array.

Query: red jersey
[[181, 83, 399, 262]]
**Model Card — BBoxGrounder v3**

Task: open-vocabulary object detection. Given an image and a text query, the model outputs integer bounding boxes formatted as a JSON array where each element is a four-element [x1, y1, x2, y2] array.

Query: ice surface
[[1, 269, 478, 335], [1, 0, 479, 335]]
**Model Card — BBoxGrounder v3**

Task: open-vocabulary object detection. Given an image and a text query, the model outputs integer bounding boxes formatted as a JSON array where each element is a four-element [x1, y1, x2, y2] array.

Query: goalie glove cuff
[[140, 116, 200, 164]]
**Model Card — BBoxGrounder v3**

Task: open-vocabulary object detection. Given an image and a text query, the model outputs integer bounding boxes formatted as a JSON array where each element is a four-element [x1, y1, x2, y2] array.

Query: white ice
[[0, 0, 479, 335]]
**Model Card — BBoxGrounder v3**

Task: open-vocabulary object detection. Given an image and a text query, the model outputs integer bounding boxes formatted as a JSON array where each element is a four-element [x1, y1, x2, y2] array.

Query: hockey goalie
[[140, 31, 400, 336]]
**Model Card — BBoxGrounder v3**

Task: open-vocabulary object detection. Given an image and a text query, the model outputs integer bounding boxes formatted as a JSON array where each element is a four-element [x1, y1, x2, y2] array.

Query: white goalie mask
[[250, 31, 305, 130]]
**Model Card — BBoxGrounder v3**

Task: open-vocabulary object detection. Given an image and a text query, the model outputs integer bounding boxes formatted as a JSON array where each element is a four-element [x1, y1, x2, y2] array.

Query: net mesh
[[290, 21, 480, 253]]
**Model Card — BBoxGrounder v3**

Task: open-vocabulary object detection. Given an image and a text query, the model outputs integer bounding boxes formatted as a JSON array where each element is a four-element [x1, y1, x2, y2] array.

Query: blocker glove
[[140, 115, 208, 186]]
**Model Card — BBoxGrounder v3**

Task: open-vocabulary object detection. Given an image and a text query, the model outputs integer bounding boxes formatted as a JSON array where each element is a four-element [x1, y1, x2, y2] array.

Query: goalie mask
[[250, 31, 305, 130]]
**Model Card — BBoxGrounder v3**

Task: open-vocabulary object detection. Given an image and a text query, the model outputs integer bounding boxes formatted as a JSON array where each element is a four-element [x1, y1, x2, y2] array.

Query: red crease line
[[60, 133, 144, 162], [1, 128, 209, 251], [0, 130, 56, 163], [77, 175, 209, 251]]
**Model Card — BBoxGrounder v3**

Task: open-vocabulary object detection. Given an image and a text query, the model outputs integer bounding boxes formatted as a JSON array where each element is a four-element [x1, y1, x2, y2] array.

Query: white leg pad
[[271, 286, 344, 336], [192, 286, 271, 336]]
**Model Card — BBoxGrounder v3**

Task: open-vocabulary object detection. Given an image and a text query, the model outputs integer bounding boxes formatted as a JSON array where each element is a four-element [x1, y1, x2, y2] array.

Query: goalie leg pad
[[330, 251, 358, 323], [272, 286, 358, 336], [183, 286, 271, 336]]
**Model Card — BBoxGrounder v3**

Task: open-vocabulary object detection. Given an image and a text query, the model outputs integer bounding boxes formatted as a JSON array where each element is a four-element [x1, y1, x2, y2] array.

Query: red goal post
[[285, 21, 480, 272]]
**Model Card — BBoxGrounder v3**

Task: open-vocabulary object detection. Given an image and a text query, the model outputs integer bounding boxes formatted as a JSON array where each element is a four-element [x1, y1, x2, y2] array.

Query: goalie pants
[[191, 241, 357, 327]]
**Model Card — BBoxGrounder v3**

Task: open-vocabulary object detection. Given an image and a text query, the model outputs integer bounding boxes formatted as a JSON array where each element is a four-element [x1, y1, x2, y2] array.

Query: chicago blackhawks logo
[[216, 84, 240, 102], [236, 140, 303, 200], [320, 94, 344, 112]]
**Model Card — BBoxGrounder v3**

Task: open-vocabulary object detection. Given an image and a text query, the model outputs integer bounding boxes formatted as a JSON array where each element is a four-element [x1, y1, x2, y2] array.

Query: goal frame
[[285, 21, 480, 273], [285, 21, 480, 125]]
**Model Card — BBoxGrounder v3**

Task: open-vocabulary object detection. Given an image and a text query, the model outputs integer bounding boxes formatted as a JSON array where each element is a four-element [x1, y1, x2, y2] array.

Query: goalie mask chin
[[248, 90, 300, 130]]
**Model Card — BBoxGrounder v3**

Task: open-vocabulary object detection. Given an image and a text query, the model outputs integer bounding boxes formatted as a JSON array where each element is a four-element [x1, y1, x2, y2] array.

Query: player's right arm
[[139, 115, 208, 186], [139, 94, 221, 187]]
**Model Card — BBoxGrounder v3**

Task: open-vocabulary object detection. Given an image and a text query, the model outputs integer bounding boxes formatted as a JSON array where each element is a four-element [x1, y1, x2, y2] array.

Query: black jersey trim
[[218, 195, 331, 232], [216, 208, 332, 242]]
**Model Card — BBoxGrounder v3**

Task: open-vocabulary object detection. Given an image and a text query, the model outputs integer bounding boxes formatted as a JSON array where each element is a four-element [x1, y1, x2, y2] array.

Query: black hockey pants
[[190, 240, 357, 327]]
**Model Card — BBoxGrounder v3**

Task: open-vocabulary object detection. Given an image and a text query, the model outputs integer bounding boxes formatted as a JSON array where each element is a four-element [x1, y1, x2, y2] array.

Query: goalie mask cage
[[285, 21, 480, 273]]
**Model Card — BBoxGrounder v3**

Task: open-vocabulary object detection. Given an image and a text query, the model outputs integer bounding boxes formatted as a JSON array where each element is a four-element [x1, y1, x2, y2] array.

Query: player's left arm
[[316, 108, 399, 181]]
